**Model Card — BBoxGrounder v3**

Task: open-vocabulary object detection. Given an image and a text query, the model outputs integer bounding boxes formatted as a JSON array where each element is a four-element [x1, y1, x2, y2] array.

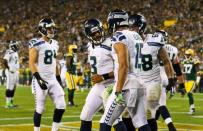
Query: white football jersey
[[138, 33, 165, 83], [3, 49, 19, 72], [164, 44, 178, 62], [87, 38, 114, 76], [29, 38, 59, 80], [111, 30, 144, 87]]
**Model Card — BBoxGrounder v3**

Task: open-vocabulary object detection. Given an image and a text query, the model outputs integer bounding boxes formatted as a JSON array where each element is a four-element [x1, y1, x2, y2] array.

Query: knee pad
[[55, 96, 66, 109]]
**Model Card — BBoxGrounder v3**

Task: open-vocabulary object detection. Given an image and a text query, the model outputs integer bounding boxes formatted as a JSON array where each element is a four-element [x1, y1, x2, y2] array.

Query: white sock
[[34, 126, 40, 131], [6, 97, 11, 103], [51, 122, 60, 131], [190, 104, 195, 109]]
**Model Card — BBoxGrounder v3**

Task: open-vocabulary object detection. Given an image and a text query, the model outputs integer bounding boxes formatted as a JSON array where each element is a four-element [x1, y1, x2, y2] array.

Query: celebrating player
[[100, 10, 151, 131], [80, 18, 127, 131], [29, 18, 66, 131], [3, 41, 19, 108], [129, 14, 175, 131]]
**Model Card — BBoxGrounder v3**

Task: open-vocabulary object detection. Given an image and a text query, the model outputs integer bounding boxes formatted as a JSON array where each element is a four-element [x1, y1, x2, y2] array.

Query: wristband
[[102, 73, 110, 80]]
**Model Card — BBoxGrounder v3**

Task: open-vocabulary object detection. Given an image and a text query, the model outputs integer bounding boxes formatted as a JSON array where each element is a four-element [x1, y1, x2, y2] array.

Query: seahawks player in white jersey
[[100, 10, 151, 131], [29, 18, 66, 131], [129, 15, 175, 131], [3, 41, 19, 108], [156, 30, 185, 131], [80, 18, 127, 131]]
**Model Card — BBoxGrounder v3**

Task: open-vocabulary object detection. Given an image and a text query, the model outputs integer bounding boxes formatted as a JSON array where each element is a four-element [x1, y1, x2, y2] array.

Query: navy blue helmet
[[38, 18, 56, 38], [107, 9, 129, 34], [128, 14, 147, 34], [84, 18, 104, 45]]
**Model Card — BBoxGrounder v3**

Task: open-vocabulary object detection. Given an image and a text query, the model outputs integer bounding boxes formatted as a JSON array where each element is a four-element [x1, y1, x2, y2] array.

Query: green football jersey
[[182, 58, 200, 81]]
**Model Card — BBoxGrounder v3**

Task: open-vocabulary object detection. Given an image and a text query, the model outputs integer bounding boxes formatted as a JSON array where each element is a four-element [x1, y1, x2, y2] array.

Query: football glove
[[166, 78, 176, 91], [115, 92, 125, 106], [33, 72, 48, 90], [56, 75, 63, 88]]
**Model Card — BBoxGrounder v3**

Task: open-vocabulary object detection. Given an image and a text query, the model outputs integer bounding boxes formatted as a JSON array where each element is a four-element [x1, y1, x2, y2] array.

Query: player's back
[[29, 38, 59, 80], [111, 30, 144, 78], [164, 44, 178, 62], [138, 33, 165, 83]]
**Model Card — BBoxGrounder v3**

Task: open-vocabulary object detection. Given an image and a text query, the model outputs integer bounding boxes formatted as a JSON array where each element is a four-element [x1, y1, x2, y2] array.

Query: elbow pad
[[173, 63, 182, 76]]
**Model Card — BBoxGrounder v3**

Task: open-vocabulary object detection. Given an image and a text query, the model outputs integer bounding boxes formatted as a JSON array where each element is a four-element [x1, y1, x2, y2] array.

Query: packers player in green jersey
[[182, 49, 200, 114]]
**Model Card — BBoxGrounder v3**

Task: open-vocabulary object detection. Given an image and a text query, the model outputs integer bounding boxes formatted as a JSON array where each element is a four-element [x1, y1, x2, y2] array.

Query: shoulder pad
[[28, 38, 44, 48], [146, 34, 165, 46], [5, 49, 13, 54], [165, 44, 178, 53], [111, 31, 127, 42]]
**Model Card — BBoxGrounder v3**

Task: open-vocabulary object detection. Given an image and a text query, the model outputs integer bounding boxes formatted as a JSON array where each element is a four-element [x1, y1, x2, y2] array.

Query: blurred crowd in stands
[[0, 0, 202, 88]]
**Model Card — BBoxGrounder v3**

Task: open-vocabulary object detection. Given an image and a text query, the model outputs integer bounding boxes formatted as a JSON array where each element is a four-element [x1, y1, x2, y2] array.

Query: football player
[[182, 49, 200, 114], [3, 41, 19, 108], [100, 10, 151, 131], [29, 18, 66, 131], [156, 30, 186, 131], [80, 18, 127, 131], [129, 15, 175, 131], [66, 44, 78, 106]]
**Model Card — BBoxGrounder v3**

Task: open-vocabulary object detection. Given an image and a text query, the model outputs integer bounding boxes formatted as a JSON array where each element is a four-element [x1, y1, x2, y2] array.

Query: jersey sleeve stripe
[[33, 41, 45, 47], [100, 44, 112, 51], [147, 42, 164, 47]]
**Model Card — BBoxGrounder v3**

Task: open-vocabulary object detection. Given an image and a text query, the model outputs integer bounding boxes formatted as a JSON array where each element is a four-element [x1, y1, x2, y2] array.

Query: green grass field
[[0, 85, 203, 131]]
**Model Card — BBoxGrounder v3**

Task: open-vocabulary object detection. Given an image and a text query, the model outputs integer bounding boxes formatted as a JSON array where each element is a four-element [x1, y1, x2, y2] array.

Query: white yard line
[[0, 115, 101, 121]]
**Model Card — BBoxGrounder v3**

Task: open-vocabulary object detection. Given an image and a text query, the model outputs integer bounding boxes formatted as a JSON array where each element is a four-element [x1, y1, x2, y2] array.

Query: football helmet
[[185, 49, 194, 59], [128, 14, 147, 34], [9, 41, 19, 52], [84, 19, 104, 45], [107, 9, 129, 34], [68, 44, 77, 54], [38, 18, 56, 39], [155, 30, 168, 43]]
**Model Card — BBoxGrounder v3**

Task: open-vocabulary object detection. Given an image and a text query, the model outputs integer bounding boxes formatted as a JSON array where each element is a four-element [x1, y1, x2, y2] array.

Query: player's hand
[[178, 83, 186, 97], [166, 78, 175, 91], [115, 92, 125, 106], [37, 79, 48, 90], [33, 72, 48, 90], [56, 75, 63, 88], [91, 74, 103, 85]]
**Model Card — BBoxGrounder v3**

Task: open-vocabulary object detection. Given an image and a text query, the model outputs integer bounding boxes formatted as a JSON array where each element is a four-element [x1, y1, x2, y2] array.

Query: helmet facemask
[[9, 41, 19, 52], [38, 18, 56, 39], [84, 19, 105, 45], [87, 27, 104, 45]]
